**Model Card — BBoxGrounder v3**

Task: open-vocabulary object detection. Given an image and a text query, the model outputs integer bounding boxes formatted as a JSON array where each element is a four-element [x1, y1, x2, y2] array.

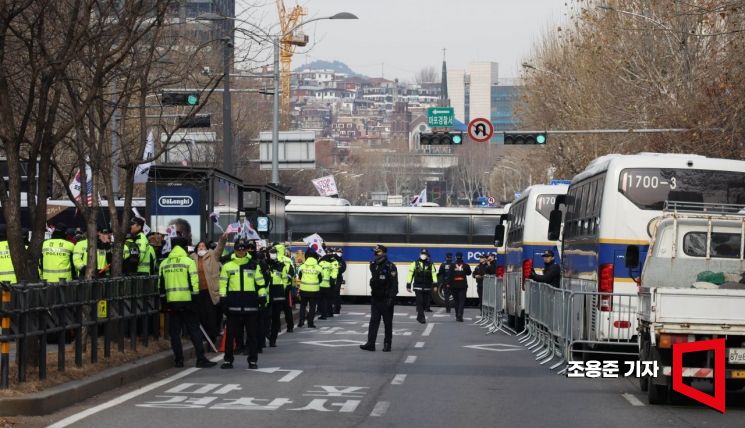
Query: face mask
[[419, 254, 427, 260], [375, 251, 382, 257], [270, 253, 277, 260], [197, 250, 207, 257], [336, 253, 342, 257]]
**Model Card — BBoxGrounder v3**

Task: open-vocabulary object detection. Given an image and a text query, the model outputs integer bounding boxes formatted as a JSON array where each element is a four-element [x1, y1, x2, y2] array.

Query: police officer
[[451, 252, 472, 322], [219, 240, 252, 354], [360, 245, 398, 352], [331, 248, 346, 315], [219, 241, 266, 369], [407, 249, 437, 324], [250, 242, 270, 353], [297, 249, 322, 328], [266, 246, 290, 346], [130, 217, 156, 275], [72, 228, 113, 278], [0, 226, 16, 284], [159, 236, 217, 368], [274, 243, 295, 332], [122, 233, 141, 275], [40, 223, 75, 283], [529, 250, 561, 288], [438, 253, 455, 313], [317, 252, 337, 320], [473, 254, 489, 309]]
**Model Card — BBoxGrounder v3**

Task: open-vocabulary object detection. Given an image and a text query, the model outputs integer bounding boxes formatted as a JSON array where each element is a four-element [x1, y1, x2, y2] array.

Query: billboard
[[149, 183, 202, 245]]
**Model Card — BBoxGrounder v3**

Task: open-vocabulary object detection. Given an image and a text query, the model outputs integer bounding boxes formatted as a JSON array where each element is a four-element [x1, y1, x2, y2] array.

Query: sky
[[236, 0, 571, 81]]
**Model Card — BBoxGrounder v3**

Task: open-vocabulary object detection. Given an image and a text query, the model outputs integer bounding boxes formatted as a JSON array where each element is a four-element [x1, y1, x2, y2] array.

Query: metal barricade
[[475, 276, 511, 335]]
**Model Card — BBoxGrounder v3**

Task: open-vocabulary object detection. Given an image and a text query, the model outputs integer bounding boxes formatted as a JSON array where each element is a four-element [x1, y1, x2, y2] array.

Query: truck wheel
[[647, 377, 668, 405]]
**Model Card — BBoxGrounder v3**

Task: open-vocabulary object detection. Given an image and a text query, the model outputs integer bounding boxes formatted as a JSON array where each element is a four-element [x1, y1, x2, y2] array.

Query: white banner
[[311, 175, 338, 197]]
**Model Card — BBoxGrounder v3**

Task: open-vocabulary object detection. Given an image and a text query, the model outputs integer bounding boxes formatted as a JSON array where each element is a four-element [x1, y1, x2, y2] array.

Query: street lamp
[[197, 12, 358, 184], [521, 62, 564, 79]]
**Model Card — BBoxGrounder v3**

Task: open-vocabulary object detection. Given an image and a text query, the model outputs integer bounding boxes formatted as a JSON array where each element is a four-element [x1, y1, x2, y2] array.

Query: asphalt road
[[20, 304, 745, 428]]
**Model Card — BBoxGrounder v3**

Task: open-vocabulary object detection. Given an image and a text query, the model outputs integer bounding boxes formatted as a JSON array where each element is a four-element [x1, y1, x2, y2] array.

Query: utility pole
[[222, 37, 234, 174], [271, 35, 280, 185]]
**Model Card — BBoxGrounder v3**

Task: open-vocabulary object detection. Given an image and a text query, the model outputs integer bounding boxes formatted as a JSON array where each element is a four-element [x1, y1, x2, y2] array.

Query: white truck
[[637, 203, 745, 404]]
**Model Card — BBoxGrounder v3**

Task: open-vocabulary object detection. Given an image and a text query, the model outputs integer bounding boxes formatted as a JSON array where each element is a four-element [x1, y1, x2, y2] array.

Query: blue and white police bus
[[501, 184, 568, 330], [285, 198, 507, 305], [548, 153, 745, 343]]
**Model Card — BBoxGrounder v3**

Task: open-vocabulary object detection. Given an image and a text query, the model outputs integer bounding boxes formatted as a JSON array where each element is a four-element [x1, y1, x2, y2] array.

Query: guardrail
[[0, 276, 161, 388], [475, 278, 640, 374]]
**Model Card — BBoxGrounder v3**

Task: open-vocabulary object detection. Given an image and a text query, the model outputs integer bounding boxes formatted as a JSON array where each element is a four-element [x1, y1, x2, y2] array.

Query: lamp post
[[222, 36, 233, 174], [270, 12, 358, 186]]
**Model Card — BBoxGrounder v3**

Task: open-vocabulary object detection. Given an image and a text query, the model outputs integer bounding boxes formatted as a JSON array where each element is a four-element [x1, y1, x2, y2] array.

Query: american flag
[[69, 167, 94, 205]]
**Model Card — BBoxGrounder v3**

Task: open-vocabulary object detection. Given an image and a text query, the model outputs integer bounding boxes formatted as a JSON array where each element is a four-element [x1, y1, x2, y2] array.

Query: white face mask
[[419, 254, 427, 261], [270, 253, 277, 260], [336, 253, 342, 257], [197, 249, 208, 257]]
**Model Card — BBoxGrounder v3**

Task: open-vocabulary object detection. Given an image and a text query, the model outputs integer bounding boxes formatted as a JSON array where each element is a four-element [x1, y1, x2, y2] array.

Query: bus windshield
[[618, 168, 745, 210]]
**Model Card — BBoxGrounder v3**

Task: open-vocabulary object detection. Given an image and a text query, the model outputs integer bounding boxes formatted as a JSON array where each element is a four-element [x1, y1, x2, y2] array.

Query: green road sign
[[427, 107, 454, 128]]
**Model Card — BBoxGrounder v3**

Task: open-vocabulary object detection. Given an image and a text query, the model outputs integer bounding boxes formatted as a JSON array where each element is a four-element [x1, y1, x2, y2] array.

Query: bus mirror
[[625, 245, 640, 268], [547, 209, 563, 241], [494, 224, 505, 247], [554, 195, 566, 209]]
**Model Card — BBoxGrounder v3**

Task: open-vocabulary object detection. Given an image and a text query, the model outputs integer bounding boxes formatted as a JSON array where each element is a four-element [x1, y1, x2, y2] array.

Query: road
[[19, 305, 745, 428]]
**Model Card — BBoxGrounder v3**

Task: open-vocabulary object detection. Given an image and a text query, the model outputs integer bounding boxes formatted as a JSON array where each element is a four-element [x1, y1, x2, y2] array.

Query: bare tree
[[415, 66, 440, 85]]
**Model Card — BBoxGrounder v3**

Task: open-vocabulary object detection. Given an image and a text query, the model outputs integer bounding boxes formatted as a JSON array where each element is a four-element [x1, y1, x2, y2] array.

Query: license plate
[[728, 348, 745, 364], [732, 370, 745, 379]]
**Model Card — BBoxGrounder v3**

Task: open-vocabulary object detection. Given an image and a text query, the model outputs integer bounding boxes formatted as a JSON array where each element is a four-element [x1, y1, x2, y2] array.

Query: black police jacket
[[369, 256, 398, 299]]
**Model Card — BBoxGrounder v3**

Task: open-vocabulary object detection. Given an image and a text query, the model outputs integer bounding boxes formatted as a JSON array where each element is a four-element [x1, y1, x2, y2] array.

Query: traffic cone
[[218, 326, 227, 352]]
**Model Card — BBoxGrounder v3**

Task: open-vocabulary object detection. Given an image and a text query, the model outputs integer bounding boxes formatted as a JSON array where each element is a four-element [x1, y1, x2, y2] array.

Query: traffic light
[[503, 132, 547, 145], [161, 91, 200, 106], [420, 132, 464, 145], [178, 114, 211, 128]]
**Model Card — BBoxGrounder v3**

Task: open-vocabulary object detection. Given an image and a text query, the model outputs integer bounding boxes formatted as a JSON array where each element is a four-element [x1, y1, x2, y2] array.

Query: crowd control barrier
[[474, 278, 640, 374], [0, 275, 161, 388]]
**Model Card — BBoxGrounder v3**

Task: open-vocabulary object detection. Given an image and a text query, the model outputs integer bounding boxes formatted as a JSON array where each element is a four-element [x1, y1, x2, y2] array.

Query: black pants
[[318, 287, 331, 318], [225, 312, 258, 363], [476, 283, 483, 310], [196, 290, 219, 342], [283, 287, 294, 331], [367, 298, 394, 346], [414, 289, 431, 317], [299, 291, 318, 325], [444, 285, 453, 312], [453, 287, 467, 319], [168, 308, 207, 364], [269, 300, 285, 343], [332, 279, 343, 313], [257, 306, 269, 348]]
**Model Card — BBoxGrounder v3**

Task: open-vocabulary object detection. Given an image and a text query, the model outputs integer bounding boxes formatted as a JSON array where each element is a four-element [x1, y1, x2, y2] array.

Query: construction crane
[[277, 0, 308, 128]]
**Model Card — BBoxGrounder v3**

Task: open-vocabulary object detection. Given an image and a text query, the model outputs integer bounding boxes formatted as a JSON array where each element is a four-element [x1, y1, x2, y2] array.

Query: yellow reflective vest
[[135, 232, 155, 274], [159, 246, 198, 303], [41, 238, 75, 283], [72, 239, 109, 277], [298, 258, 322, 293], [220, 257, 266, 312], [0, 241, 16, 284]]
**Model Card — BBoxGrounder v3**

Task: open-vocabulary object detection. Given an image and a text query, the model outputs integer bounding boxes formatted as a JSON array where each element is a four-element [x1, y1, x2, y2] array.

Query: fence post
[[1, 284, 10, 388], [72, 280, 83, 368], [90, 280, 99, 364], [17, 285, 27, 383]]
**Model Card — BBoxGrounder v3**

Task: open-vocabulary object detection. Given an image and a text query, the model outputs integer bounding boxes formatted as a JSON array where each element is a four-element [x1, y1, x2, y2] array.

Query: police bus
[[547, 153, 745, 345], [285, 197, 507, 305], [499, 184, 568, 330]]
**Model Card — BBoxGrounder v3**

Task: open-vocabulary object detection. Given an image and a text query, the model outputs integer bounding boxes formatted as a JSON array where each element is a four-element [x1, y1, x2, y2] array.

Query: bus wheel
[[432, 286, 446, 306]]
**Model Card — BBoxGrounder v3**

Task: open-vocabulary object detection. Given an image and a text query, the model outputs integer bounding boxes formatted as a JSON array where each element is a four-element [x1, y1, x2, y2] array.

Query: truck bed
[[639, 287, 745, 333]]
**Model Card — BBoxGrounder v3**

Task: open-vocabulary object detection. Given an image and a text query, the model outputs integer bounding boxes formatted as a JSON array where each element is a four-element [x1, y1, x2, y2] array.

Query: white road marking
[[47, 362, 209, 428], [415, 341, 425, 348], [463, 343, 522, 352], [391, 374, 407, 385], [254, 367, 303, 382], [422, 323, 435, 337], [622, 393, 645, 407], [345, 312, 366, 316], [370, 401, 390, 417], [405, 355, 417, 364]]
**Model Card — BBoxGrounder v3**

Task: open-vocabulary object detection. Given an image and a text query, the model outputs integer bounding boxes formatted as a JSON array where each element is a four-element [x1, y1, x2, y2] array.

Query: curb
[[0, 308, 300, 416]]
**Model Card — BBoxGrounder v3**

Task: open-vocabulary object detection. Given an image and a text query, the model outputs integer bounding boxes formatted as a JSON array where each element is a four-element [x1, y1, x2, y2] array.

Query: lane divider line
[[405, 356, 417, 364], [370, 401, 390, 417], [414, 341, 425, 348], [622, 393, 645, 407], [391, 374, 407, 385], [422, 323, 435, 337]]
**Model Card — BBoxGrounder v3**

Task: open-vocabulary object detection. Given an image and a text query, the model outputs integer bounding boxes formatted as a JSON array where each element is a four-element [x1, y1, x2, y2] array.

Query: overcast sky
[[237, 0, 570, 81]]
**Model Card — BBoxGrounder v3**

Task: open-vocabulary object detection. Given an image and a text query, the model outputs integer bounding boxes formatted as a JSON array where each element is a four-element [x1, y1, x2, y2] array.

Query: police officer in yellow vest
[[317, 253, 337, 320], [130, 217, 156, 275], [266, 245, 290, 346], [274, 244, 295, 333], [41, 223, 75, 283], [297, 249, 323, 328], [72, 228, 113, 278], [0, 226, 16, 284], [219, 241, 266, 369], [406, 249, 438, 324], [159, 236, 217, 369]]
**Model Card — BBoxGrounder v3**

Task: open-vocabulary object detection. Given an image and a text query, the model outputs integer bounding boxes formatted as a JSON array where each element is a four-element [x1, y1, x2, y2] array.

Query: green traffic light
[[536, 134, 546, 144], [452, 134, 463, 144], [187, 94, 198, 105]]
